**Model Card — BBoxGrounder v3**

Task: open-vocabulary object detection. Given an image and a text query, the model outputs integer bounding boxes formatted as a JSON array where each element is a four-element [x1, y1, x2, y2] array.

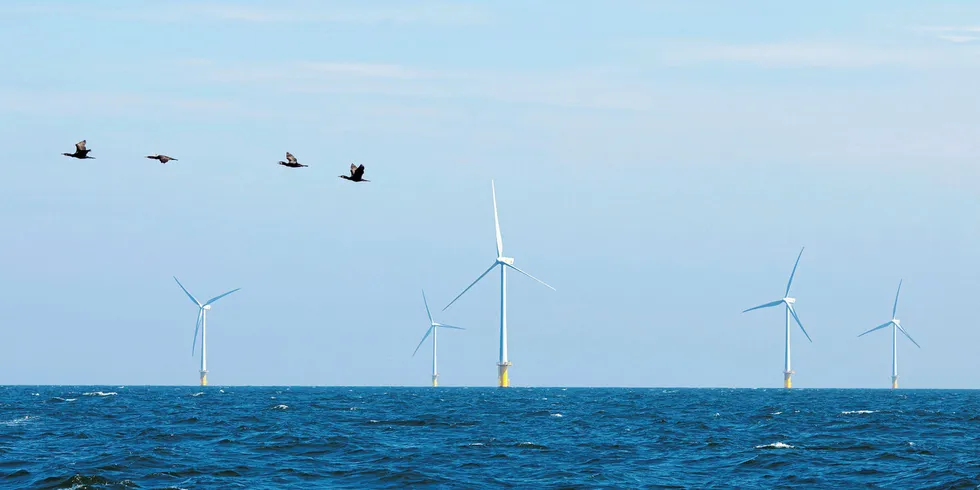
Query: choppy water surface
[[1, 387, 978, 488]]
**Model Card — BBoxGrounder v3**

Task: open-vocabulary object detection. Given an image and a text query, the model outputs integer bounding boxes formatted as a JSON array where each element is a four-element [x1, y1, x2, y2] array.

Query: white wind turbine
[[443, 180, 555, 387], [859, 280, 921, 389], [174, 277, 240, 386], [742, 247, 812, 389], [413, 289, 465, 387]]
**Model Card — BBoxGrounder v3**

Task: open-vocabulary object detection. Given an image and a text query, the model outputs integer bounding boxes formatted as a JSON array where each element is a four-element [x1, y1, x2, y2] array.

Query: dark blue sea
[[1, 387, 978, 489]]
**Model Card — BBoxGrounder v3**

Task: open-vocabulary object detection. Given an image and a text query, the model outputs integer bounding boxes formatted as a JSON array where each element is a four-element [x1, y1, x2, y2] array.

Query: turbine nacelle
[[783, 297, 795, 304], [203, 305, 212, 310], [496, 257, 515, 265]]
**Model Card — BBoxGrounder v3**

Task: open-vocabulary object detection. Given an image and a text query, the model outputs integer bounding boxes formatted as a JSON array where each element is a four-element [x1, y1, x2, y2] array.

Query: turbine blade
[[787, 304, 812, 343], [191, 309, 202, 356], [443, 262, 498, 311], [205, 288, 241, 306], [174, 276, 201, 307], [434, 323, 466, 330], [742, 300, 783, 313], [421, 289, 433, 324], [504, 263, 555, 291], [492, 180, 503, 257], [858, 321, 892, 337], [785, 247, 804, 297], [896, 323, 921, 348], [412, 326, 434, 357], [892, 280, 902, 319]]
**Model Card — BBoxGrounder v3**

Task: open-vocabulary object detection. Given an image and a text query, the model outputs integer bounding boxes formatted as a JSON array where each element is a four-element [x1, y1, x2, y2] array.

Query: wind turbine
[[174, 277, 240, 386], [859, 280, 921, 389], [443, 180, 555, 387], [413, 289, 465, 387], [742, 247, 812, 389]]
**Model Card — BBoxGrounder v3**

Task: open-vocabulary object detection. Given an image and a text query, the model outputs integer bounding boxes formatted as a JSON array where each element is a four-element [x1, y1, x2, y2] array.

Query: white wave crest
[[550, 413, 563, 418], [0, 415, 33, 426], [190, 392, 204, 397], [82, 391, 118, 397], [273, 404, 288, 410], [841, 410, 876, 415], [756, 442, 794, 449]]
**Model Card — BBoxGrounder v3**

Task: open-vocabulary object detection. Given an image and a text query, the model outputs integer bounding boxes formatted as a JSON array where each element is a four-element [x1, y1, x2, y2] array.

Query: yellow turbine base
[[200, 373, 207, 386], [432, 375, 438, 387], [497, 363, 511, 388], [783, 373, 792, 389], [892, 377, 898, 389]]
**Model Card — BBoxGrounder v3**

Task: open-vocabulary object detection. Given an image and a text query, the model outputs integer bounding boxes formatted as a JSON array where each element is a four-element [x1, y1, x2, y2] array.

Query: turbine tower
[[743, 247, 812, 389], [174, 277, 240, 386], [444, 180, 555, 388], [413, 289, 465, 387], [858, 280, 921, 388]]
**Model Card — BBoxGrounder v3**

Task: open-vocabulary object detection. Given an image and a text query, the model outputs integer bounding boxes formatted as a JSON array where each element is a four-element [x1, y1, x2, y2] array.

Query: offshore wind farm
[[442, 181, 555, 388], [173, 277, 241, 387], [7, 1, 980, 488], [413, 289, 465, 387], [859, 281, 921, 389], [742, 248, 812, 389]]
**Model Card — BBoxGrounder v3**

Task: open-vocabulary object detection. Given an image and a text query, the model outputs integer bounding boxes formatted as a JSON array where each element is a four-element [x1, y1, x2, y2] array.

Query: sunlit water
[[1, 387, 977, 488]]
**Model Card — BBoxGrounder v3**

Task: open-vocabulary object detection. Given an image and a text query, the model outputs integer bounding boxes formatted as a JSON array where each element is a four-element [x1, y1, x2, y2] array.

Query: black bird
[[278, 152, 308, 168], [146, 154, 177, 164], [63, 140, 94, 159], [339, 163, 369, 182]]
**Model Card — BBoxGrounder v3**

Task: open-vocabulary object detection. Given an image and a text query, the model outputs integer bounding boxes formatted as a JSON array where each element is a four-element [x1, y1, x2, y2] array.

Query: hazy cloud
[[180, 59, 661, 111], [1, 2, 492, 25], [653, 41, 939, 68], [918, 26, 980, 43]]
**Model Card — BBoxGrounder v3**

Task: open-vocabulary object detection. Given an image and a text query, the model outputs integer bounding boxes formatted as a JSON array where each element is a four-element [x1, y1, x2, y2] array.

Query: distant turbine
[[413, 289, 465, 387], [859, 280, 921, 389], [444, 180, 555, 387], [743, 247, 812, 389], [174, 277, 240, 386]]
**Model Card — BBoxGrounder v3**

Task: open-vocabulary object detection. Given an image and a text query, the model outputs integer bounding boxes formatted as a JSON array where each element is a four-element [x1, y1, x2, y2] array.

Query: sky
[[1, 1, 980, 388]]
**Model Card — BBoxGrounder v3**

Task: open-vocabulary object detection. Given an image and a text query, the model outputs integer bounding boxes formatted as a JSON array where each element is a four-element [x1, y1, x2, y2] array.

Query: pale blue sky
[[1, 1, 980, 387]]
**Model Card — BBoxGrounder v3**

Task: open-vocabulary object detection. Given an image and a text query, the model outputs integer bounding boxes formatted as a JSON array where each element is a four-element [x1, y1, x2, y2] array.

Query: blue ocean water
[[1, 387, 978, 488]]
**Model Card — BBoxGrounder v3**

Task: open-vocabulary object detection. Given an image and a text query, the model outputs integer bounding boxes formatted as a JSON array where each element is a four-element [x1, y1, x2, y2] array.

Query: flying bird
[[339, 163, 369, 182], [278, 152, 308, 168], [63, 140, 94, 159], [146, 154, 177, 164]]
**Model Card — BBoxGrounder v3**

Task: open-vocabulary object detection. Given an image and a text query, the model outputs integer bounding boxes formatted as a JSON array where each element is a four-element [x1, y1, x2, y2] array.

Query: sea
[[0, 387, 978, 489]]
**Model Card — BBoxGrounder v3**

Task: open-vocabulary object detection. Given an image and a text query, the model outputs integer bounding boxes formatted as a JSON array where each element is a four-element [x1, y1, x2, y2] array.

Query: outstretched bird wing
[[76, 140, 87, 151], [353, 164, 365, 180], [286, 152, 297, 164]]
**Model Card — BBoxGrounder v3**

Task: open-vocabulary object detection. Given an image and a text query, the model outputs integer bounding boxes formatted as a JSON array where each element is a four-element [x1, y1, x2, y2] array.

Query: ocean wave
[[0, 415, 33, 426], [190, 392, 205, 397], [82, 391, 118, 397], [515, 442, 549, 450], [841, 410, 876, 415], [756, 442, 795, 449], [3, 387, 977, 488], [273, 404, 289, 410], [46, 397, 76, 403]]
